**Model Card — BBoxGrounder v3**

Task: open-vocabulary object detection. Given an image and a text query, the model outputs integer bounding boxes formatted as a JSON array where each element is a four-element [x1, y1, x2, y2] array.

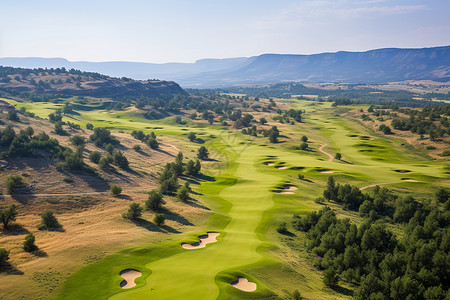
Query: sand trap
[[267, 163, 275, 166], [231, 277, 257, 292], [319, 170, 334, 174], [120, 269, 142, 289], [284, 185, 298, 191], [276, 166, 287, 169], [402, 179, 418, 182], [181, 232, 220, 249]]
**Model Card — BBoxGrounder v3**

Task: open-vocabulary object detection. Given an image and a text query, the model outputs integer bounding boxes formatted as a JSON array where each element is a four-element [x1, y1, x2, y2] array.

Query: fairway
[[109, 143, 280, 299]]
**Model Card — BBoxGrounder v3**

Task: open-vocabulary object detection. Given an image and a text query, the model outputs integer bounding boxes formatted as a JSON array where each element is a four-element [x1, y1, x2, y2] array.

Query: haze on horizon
[[0, 0, 449, 63]]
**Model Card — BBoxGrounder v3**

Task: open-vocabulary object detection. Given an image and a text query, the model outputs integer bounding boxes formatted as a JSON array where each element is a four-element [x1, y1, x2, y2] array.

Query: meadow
[[1, 97, 448, 299]]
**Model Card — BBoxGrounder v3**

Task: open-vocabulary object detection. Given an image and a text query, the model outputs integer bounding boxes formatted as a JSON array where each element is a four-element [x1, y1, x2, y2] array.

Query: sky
[[0, 0, 449, 63]]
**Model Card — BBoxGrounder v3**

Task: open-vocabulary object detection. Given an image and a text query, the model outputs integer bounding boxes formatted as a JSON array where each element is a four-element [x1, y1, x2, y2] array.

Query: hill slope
[[0, 66, 187, 98]]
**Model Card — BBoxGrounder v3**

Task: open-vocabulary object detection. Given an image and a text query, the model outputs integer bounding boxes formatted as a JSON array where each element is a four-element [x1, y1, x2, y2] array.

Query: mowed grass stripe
[[109, 144, 281, 299]]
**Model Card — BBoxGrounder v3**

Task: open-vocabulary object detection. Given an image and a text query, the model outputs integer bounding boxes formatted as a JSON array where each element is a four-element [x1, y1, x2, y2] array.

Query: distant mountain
[[1, 46, 449, 87]]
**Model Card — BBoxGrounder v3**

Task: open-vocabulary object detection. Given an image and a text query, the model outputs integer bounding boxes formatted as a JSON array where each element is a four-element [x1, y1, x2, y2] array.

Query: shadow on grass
[[0, 263, 24, 275], [278, 230, 296, 237], [2, 224, 30, 236], [33, 249, 48, 257], [301, 179, 314, 183], [117, 194, 132, 201], [134, 218, 180, 233], [332, 285, 354, 297], [160, 208, 194, 226]]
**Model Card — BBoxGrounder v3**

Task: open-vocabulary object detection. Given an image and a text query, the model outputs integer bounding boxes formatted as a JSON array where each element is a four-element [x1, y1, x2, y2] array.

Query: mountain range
[[1, 46, 449, 87]]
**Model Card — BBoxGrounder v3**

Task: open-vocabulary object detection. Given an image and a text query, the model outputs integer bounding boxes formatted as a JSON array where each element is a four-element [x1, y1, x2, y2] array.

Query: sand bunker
[[284, 185, 298, 191], [181, 232, 220, 249], [402, 179, 418, 182], [120, 269, 142, 289], [231, 277, 257, 292], [267, 163, 275, 166], [276, 166, 287, 169], [319, 170, 334, 174]]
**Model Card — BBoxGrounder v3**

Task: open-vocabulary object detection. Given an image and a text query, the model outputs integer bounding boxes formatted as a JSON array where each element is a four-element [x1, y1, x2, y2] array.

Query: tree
[[7, 109, 19, 121], [0, 204, 18, 229], [54, 121, 66, 135], [147, 138, 159, 149], [197, 146, 209, 160], [292, 290, 303, 300], [335, 153, 342, 160], [38, 210, 59, 230], [301, 135, 308, 142], [298, 174, 305, 180], [268, 126, 280, 143], [145, 190, 165, 211], [194, 160, 201, 174], [23, 233, 37, 252], [323, 267, 339, 287], [177, 186, 190, 203], [86, 123, 94, 130], [69, 135, 85, 146], [435, 188, 448, 203], [0, 248, 9, 267], [300, 142, 308, 150], [122, 203, 143, 221], [260, 117, 267, 125], [133, 145, 141, 151], [89, 151, 101, 163], [106, 143, 114, 154], [99, 157, 111, 171], [185, 160, 200, 175], [6, 175, 23, 194], [113, 150, 129, 169], [188, 132, 196, 142], [110, 184, 122, 196], [153, 214, 165, 227]]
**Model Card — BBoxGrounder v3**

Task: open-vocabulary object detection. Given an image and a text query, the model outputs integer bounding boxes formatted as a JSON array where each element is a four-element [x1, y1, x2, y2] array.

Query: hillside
[[1, 46, 449, 87], [0, 66, 187, 99]]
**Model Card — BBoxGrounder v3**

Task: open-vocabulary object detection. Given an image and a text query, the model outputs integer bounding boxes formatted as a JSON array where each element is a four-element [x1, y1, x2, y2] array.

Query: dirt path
[[318, 144, 334, 162]]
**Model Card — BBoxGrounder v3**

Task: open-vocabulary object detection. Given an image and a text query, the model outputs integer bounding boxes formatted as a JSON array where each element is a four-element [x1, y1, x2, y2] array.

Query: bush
[[133, 145, 141, 151], [99, 157, 112, 171], [301, 135, 308, 142], [6, 175, 23, 194], [335, 153, 342, 160], [188, 132, 196, 142], [69, 135, 85, 146], [293, 290, 303, 300], [122, 203, 142, 220], [0, 204, 18, 229], [89, 151, 101, 163], [38, 210, 59, 230], [0, 248, 10, 266], [86, 123, 94, 130], [110, 184, 122, 196], [442, 150, 450, 156], [63, 177, 74, 183], [112, 150, 129, 169], [23, 233, 37, 252], [177, 186, 190, 203], [298, 174, 305, 180], [323, 267, 339, 287], [145, 190, 165, 211], [300, 142, 308, 150], [106, 143, 114, 154], [277, 222, 288, 234], [153, 214, 165, 227], [7, 109, 19, 121]]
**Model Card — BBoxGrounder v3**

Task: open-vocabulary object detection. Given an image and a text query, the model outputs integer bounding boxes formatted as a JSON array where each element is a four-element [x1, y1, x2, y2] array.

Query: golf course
[[1, 96, 449, 300]]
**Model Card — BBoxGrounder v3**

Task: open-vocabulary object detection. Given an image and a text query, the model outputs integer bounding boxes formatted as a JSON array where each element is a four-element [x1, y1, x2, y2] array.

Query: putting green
[[109, 143, 280, 299]]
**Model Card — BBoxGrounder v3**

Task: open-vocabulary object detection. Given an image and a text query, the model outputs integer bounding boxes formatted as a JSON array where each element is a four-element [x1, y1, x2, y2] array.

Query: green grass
[[4, 97, 449, 299]]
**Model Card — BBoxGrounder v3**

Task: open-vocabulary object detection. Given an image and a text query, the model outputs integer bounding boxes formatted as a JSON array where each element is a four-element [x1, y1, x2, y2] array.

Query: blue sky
[[0, 0, 449, 63]]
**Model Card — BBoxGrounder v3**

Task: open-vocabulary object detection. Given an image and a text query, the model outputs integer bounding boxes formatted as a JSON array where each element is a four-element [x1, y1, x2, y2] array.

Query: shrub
[[7, 109, 19, 121], [188, 132, 196, 142], [177, 186, 190, 203], [110, 184, 122, 196], [300, 142, 308, 150], [293, 290, 303, 300], [99, 157, 112, 171], [335, 153, 342, 160], [6, 175, 23, 194], [38, 210, 59, 230], [112, 150, 129, 169], [298, 174, 305, 180], [0, 204, 18, 229], [301, 135, 308, 142], [23, 233, 37, 252], [145, 190, 165, 211], [133, 145, 141, 151], [442, 150, 450, 156], [153, 214, 165, 227], [277, 222, 288, 234], [63, 177, 74, 183], [89, 151, 101, 163], [122, 203, 142, 220], [69, 135, 85, 146], [106, 143, 114, 154], [86, 123, 94, 130], [0, 248, 10, 266]]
